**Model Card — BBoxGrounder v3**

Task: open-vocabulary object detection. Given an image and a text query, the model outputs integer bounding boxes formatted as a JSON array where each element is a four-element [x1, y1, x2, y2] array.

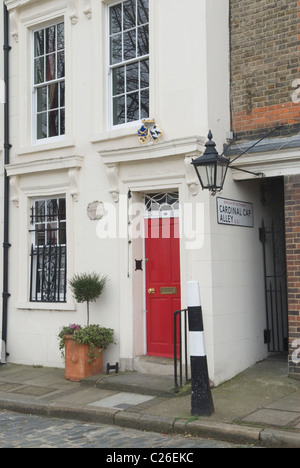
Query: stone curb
[[173, 419, 262, 445], [260, 428, 300, 448], [0, 397, 299, 447]]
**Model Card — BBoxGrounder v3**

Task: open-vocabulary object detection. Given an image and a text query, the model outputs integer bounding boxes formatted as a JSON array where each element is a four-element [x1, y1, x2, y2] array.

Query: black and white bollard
[[187, 281, 214, 416]]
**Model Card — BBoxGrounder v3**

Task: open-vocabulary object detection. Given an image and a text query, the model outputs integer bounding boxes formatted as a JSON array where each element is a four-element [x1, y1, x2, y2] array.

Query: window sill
[[16, 138, 76, 157], [16, 302, 77, 311], [90, 125, 139, 144]]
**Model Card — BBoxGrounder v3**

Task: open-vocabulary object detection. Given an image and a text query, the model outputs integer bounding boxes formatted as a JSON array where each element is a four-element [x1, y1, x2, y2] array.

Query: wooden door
[[145, 217, 181, 357]]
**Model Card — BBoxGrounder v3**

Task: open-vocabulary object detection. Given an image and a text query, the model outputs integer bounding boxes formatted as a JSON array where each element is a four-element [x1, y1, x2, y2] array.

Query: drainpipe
[[1, 3, 11, 364]]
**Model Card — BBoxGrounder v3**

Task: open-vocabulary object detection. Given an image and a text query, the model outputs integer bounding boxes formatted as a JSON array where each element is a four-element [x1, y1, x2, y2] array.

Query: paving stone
[[12, 386, 57, 396], [88, 392, 154, 410], [242, 409, 300, 427]]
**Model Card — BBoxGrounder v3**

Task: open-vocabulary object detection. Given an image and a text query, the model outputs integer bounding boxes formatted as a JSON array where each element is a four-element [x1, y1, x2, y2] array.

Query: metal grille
[[174, 308, 189, 391], [30, 198, 67, 303], [260, 219, 288, 352], [145, 192, 179, 212]]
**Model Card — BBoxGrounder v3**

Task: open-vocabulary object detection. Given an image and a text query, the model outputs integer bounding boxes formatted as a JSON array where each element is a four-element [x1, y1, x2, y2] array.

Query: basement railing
[[174, 308, 190, 392]]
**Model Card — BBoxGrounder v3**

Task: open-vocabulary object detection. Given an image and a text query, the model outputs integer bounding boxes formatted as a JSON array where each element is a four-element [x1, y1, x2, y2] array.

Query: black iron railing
[[30, 244, 67, 303], [174, 308, 189, 391], [260, 219, 288, 352]]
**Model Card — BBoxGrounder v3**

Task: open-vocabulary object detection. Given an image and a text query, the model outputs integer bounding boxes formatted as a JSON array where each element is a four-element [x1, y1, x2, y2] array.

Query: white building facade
[[0, 0, 272, 385]]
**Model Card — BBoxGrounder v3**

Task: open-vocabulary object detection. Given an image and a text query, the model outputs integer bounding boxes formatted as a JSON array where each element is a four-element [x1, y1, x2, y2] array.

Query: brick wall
[[230, 0, 300, 141], [285, 175, 300, 380]]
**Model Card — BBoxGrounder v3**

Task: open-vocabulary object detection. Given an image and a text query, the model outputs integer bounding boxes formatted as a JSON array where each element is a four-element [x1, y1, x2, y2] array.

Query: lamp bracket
[[231, 166, 265, 178], [224, 125, 283, 164]]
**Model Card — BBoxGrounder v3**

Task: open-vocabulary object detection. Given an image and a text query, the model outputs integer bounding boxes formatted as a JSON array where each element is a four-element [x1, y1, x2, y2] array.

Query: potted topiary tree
[[59, 272, 114, 382], [69, 272, 108, 326]]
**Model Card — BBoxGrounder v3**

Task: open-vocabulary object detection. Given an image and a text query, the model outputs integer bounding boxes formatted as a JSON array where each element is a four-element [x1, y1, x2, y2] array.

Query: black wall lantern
[[191, 131, 229, 195], [192, 127, 284, 195]]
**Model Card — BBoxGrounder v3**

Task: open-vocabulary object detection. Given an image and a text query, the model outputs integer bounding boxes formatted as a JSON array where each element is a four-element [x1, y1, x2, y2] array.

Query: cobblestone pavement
[[0, 410, 251, 449]]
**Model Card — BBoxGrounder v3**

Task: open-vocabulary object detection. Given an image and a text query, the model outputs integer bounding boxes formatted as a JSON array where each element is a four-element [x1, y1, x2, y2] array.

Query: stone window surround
[[4, 155, 83, 311]]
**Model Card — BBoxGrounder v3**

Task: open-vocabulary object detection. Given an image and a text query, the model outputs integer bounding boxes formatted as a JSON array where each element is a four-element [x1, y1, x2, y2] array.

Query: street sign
[[217, 197, 254, 227]]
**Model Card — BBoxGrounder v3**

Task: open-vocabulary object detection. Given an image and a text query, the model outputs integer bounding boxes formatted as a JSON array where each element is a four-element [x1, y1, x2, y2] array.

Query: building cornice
[[98, 136, 205, 202], [227, 134, 300, 180], [98, 136, 206, 165], [227, 134, 300, 157], [5, 155, 84, 177], [230, 147, 300, 180], [5, 156, 84, 205], [5, 0, 40, 11], [5, 0, 92, 42]]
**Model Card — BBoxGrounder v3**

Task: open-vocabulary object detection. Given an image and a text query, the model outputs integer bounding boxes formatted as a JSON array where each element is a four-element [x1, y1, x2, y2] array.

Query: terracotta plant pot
[[64, 335, 103, 382]]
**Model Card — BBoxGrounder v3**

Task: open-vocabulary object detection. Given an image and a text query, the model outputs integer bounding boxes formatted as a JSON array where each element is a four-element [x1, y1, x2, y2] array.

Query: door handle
[[148, 288, 155, 294]]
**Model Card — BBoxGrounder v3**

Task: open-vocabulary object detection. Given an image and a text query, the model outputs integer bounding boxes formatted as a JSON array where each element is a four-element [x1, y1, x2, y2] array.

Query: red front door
[[145, 217, 181, 358]]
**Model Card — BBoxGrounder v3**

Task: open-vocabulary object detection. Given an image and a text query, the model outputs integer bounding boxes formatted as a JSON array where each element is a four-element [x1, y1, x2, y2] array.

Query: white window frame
[[32, 20, 66, 144], [108, 0, 150, 129]]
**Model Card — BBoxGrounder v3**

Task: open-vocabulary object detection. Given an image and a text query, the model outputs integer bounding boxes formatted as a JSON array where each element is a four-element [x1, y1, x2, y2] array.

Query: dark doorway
[[259, 177, 288, 353]]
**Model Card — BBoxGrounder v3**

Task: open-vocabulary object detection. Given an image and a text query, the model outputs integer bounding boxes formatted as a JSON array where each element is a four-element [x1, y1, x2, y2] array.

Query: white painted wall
[[209, 175, 270, 384]]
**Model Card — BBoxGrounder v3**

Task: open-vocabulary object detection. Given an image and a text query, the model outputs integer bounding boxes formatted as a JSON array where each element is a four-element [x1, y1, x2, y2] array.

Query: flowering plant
[[58, 323, 114, 362]]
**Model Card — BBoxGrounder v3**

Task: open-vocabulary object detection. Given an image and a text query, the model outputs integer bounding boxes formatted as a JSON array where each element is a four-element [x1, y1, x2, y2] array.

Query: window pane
[[47, 223, 57, 244], [57, 51, 65, 78], [59, 223, 66, 245], [124, 29, 136, 61], [36, 200, 45, 222], [47, 199, 58, 217], [127, 92, 139, 122], [46, 54, 56, 81], [59, 221, 66, 245], [60, 109, 65, 135], [141, 88, 149, 119], [138, 0, 148, 25], [57, 23, 64, 50], [113, 66, 125, 96], [59, 269, 66, 298], [126, 62, 139, 92], [110, 34, 122, 65], [37, 86, 47, 112], [36, 225, 46, 246], [34, 30, 44, 57], [60, 82, 65, 107], [113, 95, 125, 125], [59, 198, 66, 219], [140, 59, 149, 88], [49, 110, 59, 137], [49, 83, 58, 110], [46, 26, 56, 53], [138, 24, 149, 56], [123, 0, 136, 30], [34, 57, 44, 84], [110, 4, 122, 34], [37, 112, 47, 139]]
